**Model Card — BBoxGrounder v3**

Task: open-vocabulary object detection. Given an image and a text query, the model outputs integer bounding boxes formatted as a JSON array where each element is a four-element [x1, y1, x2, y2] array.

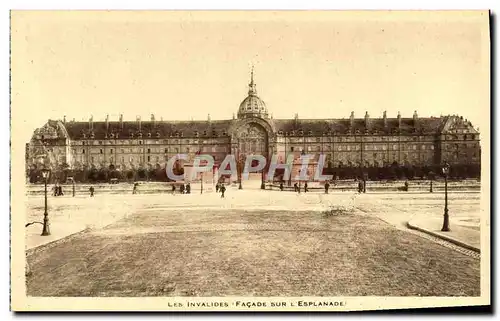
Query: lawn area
[[26, 208, 480, 297]]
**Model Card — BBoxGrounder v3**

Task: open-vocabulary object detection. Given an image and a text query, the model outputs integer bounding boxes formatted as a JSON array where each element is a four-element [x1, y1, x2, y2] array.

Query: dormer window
[[222, 131, 227, 136], [148, 133, 152, 138], [194, 131, 199, 137], [308, 130, 313, 136], [203, 131, 207, 136], [110, 133, 114, 138], [175, 132, 180, 137], [138, 132, 143, 138], [180, 132, 184, 137], [156, 132, 161, 138], [212, 130, 217, 137], [82, 133, 86, 138], [116, 133, 119, 139], [278, 130, 283, 135], [298, 130, 304, 136], [130, 132, 134, 138], [90, 133, 95, 139]]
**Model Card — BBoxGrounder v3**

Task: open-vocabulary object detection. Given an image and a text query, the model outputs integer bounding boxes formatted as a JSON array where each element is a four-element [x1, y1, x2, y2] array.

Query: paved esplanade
[[25, 188, 480, 250]]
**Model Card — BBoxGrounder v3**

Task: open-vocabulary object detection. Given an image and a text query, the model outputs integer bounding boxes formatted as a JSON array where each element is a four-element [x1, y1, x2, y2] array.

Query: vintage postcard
[[10, 10, 490, 311]]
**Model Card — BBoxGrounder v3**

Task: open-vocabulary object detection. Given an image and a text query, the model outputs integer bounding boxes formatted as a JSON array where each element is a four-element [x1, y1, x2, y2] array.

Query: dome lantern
[[237, 66, 269, 119]]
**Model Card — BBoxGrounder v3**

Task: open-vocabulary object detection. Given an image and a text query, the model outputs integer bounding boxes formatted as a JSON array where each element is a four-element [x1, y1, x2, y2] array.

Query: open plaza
[[24, 180, 481, 297]]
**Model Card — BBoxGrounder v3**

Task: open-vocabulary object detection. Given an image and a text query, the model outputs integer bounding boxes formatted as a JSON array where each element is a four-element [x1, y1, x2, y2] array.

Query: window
[[121, 149, 124, 153], [99, 141, 103, 145], [413, 145, 417, 150], [290, 147, 294, 152], [147, 148, 151, 154], [393, 144, 398, 150], [139, 141, 142, 145], [82, 149, 85, 154], [165, 148, 168, 153], [100, 149, 103, 154], [430, 145, 434, 150], [110, 157, 113, 163], [147, 156, 150, 162], [421, 145, 425, 150], [110, 149, 113, 154], [121, 157, 124, 163], [91, 156, 94, 162], [82, 141, 86, 146]]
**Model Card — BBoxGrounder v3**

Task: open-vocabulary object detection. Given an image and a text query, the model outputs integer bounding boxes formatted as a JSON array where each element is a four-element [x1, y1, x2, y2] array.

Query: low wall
[[25, 179, 480, 195]]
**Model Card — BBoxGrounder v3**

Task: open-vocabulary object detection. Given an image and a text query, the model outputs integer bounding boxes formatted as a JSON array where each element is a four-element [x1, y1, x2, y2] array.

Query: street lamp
[[41, 168, 51, 236], [441, 162, 450, 232], [238, 157, 243, 190]]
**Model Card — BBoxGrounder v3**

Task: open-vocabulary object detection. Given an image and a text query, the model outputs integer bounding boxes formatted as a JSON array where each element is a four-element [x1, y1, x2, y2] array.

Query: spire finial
[[248, 64, 257, 95], [251, 64, 254, 85]]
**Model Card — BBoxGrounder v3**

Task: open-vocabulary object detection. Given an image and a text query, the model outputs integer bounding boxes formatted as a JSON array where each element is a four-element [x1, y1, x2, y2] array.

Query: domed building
[[237, 69, 269, 119], [26, 69, 481, 184]]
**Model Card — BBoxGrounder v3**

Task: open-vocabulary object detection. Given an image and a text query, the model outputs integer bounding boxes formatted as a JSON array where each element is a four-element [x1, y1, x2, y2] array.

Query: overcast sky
[[11, 11, 489, 143]]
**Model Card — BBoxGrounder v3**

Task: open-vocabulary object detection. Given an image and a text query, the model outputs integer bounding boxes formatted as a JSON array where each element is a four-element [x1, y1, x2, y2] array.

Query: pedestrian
[[172, 184, 176, 194], [358, 180, 363, 194], [89, 185, 95, 197], [186, 183, 191, 194], [325, 181, 330, 194], [279, 181, 284, 191], [58, 185, 64, 196], [220, 183, 226, 198], [304, 181, 308, 193], [404, 180, 409, 192], [216, 183, 220, 193], [53, 183, 59, 197], [293, 183, 298, 192], [180, 184, 185, 194], [133, 182, 138, 194]]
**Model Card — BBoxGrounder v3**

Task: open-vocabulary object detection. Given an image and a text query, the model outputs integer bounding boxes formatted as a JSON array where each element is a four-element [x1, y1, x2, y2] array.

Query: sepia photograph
[[10, 10, 490, 311]]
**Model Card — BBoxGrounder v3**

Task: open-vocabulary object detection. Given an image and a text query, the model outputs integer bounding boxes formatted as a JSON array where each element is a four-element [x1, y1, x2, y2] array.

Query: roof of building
[[57, 115, 448, 140]]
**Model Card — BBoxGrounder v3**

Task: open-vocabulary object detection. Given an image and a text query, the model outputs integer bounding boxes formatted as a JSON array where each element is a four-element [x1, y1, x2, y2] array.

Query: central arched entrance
[[235, 122, 269, 185]]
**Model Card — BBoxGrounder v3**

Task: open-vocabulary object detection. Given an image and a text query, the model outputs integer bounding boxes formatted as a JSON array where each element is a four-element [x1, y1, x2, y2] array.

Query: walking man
[[279, 181, 284, 191], [293, 183, 298, 192], [325, 181, 330, 194], [216, 183, 220, 193], [89, 185, 95, 197], [304, 181, 308, 193], [220, 183, 226, 198], [133, 182, 138, 194], [186, 183, 191, 194]]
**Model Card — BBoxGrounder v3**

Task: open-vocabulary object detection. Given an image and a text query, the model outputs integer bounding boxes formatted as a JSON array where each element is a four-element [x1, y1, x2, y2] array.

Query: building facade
[[27, 71, 481, 181]]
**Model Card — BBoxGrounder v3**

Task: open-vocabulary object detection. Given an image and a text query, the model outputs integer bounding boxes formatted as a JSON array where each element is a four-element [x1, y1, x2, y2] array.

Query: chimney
[[397, 111, 401, 127], [63, 115, 66, 124], [119, 114, 123, 130], [105, 114, 109, 131], [413, 110, 418, 126], [383, 111, 387, 127], [207, 114, 211, 123], [364, 111, 370, 128], [350, 111, 354, 128], [137, 116, 141, 132], [151, 114, 156, 127], [89, 115, 93, 131], [232, 113, 235, 120]]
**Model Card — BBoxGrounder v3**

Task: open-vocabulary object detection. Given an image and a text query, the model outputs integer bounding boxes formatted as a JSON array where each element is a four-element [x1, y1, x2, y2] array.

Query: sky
[[11, 11, 489, 143]]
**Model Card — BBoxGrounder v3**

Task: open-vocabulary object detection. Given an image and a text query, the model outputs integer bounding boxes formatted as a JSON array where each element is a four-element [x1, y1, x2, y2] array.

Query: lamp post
[[41, 168, 51, 236], [238, 157, 243, 190], [200, 171, 203, 194], [441, 162, 450, 232]]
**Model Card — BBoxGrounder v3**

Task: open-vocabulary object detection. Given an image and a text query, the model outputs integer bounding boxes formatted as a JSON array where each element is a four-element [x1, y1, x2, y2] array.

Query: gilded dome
[[237, 69, 269, 119]]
